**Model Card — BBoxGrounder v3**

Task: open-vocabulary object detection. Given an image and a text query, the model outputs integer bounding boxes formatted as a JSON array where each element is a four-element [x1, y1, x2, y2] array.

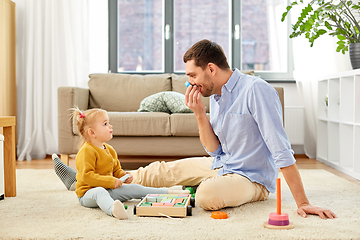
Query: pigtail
[[70, 106, 87, 149]]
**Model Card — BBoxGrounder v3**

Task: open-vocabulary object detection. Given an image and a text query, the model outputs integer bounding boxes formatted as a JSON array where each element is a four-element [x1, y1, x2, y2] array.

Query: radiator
[[284, 107, 305, 145], [0, 134, 4, 200]]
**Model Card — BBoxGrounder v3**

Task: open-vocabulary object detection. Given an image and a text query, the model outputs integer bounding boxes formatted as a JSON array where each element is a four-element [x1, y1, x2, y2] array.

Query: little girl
[[70, 107, 189, 220]]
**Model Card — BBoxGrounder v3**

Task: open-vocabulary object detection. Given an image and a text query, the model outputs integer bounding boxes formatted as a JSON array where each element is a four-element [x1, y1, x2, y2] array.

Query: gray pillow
[[138, 91, 193, 114]]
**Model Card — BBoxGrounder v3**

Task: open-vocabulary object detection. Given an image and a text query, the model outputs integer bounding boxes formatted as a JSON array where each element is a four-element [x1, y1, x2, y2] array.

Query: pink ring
[[268, 212, 289, 221]]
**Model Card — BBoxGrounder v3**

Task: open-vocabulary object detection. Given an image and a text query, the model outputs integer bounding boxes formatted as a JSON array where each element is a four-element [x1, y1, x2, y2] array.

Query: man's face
[[185, 59, 214, 97]]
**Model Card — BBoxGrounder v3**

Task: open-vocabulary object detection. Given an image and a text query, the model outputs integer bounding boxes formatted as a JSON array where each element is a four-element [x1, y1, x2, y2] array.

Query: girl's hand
[[124, 173, 133, 184], [114, 178, 123, 189]]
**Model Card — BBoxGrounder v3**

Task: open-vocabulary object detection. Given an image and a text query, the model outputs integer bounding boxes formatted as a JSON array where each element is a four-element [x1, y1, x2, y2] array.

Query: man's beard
[[201, 73, 214, 97]]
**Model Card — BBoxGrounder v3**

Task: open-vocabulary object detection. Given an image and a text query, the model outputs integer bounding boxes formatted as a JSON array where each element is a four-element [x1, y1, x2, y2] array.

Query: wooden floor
[[16, 154, 360, 186]]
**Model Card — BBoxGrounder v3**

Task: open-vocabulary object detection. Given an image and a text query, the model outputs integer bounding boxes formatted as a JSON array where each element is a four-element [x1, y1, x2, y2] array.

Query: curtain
[[16, 0, 89, 160], [292, 18, 351, 159]]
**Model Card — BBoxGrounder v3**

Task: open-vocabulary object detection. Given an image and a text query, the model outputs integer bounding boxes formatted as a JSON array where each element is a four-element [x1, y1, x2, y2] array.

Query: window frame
[[108, 0, 294, 82]]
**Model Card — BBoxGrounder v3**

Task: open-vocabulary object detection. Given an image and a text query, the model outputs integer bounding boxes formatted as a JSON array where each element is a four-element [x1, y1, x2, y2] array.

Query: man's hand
[[281, 164, 337, 220], [185, 85, 206, 116], [113, 178, 122, 189], [297, 203, 337, 219], [184, 84, 219, 152]]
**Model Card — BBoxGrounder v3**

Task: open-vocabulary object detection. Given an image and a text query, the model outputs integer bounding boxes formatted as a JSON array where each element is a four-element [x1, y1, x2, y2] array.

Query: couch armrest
[[58, 87, 89, 154]]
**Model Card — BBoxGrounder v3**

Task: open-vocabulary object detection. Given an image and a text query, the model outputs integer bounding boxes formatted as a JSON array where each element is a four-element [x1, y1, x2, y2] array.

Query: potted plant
[[281, 0, 360, 69]]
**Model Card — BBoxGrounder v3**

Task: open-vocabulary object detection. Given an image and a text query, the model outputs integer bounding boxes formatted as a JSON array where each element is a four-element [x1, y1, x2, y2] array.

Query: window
[[109, 0, 294, 81]]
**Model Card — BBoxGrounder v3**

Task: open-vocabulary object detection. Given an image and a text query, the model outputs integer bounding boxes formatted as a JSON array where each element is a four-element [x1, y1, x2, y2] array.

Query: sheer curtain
[[292, 20, 351, 158], [16, 0, 90, 160]]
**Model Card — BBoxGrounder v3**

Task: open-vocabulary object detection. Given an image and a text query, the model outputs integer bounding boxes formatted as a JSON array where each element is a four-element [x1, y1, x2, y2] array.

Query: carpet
[[0, 169, 359, 240]]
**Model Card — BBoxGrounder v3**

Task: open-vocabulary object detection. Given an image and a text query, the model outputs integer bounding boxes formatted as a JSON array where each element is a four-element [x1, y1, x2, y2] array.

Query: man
[[180, 39, 335, 219], [53, 39, 335, 219]]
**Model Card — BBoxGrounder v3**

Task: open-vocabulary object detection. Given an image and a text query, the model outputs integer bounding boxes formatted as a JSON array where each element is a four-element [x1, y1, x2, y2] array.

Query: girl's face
[[90, 113, 113, 143]]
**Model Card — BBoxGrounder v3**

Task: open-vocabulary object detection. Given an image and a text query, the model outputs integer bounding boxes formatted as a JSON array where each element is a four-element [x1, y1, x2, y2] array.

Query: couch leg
[[60, 154, 69, 166]]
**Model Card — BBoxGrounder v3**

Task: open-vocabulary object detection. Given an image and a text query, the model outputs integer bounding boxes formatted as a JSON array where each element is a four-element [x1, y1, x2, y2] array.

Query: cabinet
[[0, 0, 17, 120], [317, 69, 360, 180]]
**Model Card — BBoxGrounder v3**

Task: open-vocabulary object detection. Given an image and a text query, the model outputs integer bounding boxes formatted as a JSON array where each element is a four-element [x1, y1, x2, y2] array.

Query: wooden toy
[[134, 194, 195, 218], [263, 178, 294, 229], [211, 211, 228, 219]]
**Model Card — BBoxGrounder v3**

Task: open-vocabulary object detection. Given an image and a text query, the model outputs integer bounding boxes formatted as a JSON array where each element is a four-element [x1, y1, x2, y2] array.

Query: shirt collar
[[213, 68, 241, 101]]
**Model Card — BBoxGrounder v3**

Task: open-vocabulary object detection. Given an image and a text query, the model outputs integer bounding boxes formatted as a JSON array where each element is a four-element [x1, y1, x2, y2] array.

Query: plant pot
[[349, 43, 360, 69]]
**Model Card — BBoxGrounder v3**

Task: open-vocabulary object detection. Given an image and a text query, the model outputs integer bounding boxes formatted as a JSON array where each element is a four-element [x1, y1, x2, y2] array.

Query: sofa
[[57, 72, 284, 165]]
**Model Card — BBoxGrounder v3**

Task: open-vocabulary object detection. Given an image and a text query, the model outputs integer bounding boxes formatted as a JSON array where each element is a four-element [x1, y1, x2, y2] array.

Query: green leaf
[[318, 29, 327, 35], [337, 35, 346, 40], [325, 21, 332, 30]]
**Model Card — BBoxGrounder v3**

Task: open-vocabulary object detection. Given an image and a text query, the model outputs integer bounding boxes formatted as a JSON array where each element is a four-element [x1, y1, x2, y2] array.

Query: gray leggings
[[79, 184, 167, 216]]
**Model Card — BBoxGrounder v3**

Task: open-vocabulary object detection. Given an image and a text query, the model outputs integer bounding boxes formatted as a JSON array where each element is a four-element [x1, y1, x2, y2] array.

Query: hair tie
[[79, 112, 85, 119]]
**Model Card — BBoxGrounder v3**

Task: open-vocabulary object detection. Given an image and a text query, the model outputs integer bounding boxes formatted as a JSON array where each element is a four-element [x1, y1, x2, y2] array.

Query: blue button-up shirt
[[207, 69, 295, 193]]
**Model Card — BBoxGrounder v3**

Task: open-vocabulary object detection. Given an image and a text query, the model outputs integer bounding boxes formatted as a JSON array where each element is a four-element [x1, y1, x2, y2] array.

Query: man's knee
[[195, 178, 225, 210]]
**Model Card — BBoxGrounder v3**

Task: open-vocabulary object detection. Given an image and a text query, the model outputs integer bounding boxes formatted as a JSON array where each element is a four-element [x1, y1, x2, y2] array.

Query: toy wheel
[[190, 198, 195, 207], [133, 205, 137, 215], [187, 205, 192, 216]]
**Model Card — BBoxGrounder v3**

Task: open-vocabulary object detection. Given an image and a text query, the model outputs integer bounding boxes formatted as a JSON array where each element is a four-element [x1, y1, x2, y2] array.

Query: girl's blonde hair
[[70, 107, 108, 148]]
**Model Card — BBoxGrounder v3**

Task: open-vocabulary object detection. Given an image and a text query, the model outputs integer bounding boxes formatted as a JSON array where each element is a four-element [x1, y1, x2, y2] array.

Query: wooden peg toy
[[263, 178, 294, 229]]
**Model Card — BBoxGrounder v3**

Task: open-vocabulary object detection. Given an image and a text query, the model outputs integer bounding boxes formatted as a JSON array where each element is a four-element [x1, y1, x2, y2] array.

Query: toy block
[[163, 203, 175, 207], [174, 203, 186, 207], [173, 198, 184, 204], [152, 202, 164, 206], [140, 202, 152, 207], [146, 197, 157, 202]]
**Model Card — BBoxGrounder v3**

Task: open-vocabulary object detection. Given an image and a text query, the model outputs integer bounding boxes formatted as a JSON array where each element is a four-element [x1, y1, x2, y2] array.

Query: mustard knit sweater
[[75, 142, 124, 198]]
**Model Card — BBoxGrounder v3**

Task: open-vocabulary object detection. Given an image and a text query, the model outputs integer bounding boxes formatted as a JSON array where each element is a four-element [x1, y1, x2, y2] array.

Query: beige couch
[[57, 72, 284, 165]]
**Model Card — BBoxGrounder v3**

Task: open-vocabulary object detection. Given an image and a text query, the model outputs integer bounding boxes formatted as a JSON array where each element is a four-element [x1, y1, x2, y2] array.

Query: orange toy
[[263, 178, 294, 229], [211, 211, 228, 219]]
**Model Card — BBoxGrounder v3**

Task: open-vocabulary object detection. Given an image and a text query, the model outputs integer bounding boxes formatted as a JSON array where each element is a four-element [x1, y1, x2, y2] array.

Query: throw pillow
[[138, 91, 193, 114]]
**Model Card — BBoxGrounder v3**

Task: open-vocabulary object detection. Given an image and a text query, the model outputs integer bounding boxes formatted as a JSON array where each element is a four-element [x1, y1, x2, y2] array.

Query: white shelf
[[317, 70, 360, 180]]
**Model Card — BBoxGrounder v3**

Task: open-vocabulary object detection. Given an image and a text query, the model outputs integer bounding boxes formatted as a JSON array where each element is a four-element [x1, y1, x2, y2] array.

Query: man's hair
[[183, 39, 230, 70]]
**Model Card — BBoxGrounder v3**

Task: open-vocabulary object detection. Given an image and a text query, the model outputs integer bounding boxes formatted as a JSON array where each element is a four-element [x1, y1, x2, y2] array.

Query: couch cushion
[[170, 113, 210, 136], [138, 91, 193, 114], [72, 112, 171, 136], [109, 112, 171, 136], [88, 73, 172, 112]]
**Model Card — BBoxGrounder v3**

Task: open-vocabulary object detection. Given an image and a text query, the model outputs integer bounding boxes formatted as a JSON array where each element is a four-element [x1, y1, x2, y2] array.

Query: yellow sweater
[[75, 142, 124, 198]]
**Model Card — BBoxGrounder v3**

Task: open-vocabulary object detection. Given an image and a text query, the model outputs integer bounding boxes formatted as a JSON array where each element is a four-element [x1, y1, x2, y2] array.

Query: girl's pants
[[79, 184, 167, 216], [129, 157, 269, 210]]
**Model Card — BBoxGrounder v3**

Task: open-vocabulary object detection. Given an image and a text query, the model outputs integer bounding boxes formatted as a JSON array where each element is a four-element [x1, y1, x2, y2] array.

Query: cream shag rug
[[0, 169, 359, 240]]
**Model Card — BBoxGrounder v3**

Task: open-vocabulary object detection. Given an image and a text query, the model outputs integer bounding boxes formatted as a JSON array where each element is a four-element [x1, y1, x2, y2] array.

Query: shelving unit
[[317, 69, 360, 180]]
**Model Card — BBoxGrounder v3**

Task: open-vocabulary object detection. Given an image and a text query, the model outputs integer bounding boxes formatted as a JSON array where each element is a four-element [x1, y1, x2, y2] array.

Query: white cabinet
[[317, 69, 360, 180]]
